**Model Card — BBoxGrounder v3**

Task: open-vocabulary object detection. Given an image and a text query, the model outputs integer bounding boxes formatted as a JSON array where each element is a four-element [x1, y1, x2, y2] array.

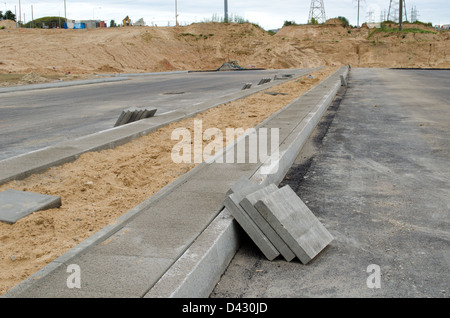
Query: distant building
[[365, 22, 382, 29], [134, 18, 146, 27], [64, 20, 107, 29]]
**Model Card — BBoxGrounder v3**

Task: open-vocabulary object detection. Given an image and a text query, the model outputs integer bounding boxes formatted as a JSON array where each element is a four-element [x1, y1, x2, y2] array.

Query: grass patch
[[0, 73, 81, 86], [368, 25, 436, 39]]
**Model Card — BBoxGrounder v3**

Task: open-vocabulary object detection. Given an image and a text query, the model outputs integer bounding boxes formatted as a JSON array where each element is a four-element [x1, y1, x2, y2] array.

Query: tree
[[0, 11, 3, 20], [308, 17, 319, 25], [4, 10, 16, 21], [110, 19, 117, 27], [337, 16, 350, 27], [283, 21, 298, 27]]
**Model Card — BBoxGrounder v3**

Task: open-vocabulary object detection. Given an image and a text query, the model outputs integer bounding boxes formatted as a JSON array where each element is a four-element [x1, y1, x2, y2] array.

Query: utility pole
[[175, 0, 179, 26], [31, 5, 33, 28], [398, 0, 403, 31], [18, 0, 21, 27], [224, 0, 228, 23], [357, 0, 360, 27], [64, 0, 67, 20]]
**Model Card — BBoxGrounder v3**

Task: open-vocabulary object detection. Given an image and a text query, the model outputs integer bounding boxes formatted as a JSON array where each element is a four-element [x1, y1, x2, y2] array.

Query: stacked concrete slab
[[257, 78, 272, 85], [242, 83, 252, 90], [114, 107, 157, 127], [225, 177, 333, 264]]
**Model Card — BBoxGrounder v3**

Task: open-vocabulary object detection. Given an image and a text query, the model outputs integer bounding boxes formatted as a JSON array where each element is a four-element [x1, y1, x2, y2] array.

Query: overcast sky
[[2, 1, 449, 29]]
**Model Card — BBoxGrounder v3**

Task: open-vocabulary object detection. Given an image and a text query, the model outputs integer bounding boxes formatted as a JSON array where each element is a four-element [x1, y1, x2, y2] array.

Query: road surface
[[0, 69, 301, 161], [211, 68, 450, 298]]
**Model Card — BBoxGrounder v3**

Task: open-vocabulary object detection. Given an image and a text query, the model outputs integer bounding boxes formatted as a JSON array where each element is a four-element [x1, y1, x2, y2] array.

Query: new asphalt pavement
[[211, 68, 450, 298]]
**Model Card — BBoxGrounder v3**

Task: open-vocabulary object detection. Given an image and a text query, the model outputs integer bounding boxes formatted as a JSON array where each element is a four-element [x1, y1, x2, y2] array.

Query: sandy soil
[[0, 66, 335, 295], [0, 22, 448, 79]]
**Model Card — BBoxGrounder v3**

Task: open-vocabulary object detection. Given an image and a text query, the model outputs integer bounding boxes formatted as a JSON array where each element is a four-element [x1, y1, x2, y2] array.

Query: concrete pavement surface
[[0, 69, 300, 161], [211, 68, 450, 298]]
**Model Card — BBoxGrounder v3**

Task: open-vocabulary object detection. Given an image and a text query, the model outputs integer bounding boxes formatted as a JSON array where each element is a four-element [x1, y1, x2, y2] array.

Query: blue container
[[73, 23, 86, 29]]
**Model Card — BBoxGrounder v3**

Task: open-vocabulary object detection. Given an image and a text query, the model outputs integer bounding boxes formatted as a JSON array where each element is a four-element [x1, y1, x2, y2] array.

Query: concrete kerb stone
[[0, 68, 317, 186], [145, 66, 349, 298], [0, 77, 130, 94]]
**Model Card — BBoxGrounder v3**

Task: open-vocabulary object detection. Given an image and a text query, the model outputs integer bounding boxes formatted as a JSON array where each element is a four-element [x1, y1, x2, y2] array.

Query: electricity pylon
[[387, 0, 408, 23], [308, 0, 326, 24]]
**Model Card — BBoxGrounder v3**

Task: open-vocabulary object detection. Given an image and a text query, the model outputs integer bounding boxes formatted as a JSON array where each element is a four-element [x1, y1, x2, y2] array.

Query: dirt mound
[[0, 19, 17, 29], [20, 72, 51, 84], [0, 22, 448, 76], [96, 64, 124, 73], [324, 18, 344, 26]]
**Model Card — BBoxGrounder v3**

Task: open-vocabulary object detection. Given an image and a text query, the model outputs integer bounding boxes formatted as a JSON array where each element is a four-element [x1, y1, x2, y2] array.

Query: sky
[[2, 1, 449, 29]]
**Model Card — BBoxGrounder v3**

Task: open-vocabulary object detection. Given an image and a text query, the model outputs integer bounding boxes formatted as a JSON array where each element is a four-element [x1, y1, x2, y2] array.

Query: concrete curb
[[0, 68, 317, 186], [145, 66, 349, 298], [0, 77, 129, 94]]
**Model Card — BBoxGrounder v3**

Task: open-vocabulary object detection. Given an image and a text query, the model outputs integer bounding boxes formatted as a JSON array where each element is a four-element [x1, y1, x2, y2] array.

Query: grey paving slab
[[225, 195, 279, 261], [15, 252, 173, 298], [224, 177, 281, 261], [227, 177, 295, 261], [0, 189, 61, 224], [240, 185, 296, 262], [254, 185, 334, 264]]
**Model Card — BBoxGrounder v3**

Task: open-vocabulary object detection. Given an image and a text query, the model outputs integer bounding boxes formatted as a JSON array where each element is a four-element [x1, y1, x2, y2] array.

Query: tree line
[[0, 10, 16, 21]]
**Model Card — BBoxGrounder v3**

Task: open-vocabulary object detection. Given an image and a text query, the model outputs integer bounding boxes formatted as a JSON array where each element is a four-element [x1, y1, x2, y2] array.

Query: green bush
[[23, 16, 67, 28]]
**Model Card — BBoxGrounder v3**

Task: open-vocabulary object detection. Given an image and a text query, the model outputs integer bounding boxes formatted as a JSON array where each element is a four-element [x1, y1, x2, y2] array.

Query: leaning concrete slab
[[224, 177, 280, 261], [228, 176, 295, 261], [254, 185, 334, 264], [114, 107, 157, 127], [0, 189, 61, 224], [240, 185, 296, 262], [225, 194, 279, 261]]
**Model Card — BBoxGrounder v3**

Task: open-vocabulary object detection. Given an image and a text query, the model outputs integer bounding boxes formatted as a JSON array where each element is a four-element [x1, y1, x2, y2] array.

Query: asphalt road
[[211, 68, 450, 298], [0, 69, 300, 161]]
